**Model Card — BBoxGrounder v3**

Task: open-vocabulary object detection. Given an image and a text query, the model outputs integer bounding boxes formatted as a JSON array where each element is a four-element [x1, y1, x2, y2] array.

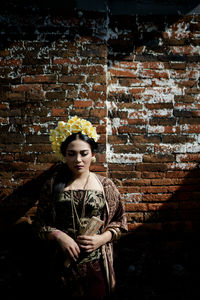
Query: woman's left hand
[[77, 231, 112, 253]]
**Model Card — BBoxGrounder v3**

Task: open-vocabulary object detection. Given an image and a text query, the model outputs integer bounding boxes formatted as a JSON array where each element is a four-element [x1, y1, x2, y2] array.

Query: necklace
[[70, 172, 90, 237]]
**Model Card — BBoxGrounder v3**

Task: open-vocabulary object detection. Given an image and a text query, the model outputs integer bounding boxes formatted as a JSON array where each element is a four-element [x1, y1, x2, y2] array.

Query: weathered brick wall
[[0, 8, 108, 227], [0, 6, 200, 234], [1, 3, 200, 299], [107, 14, 200, 234]]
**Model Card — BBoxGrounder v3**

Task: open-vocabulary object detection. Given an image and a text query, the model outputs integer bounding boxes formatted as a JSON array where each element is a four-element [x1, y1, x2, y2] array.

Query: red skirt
[[60, 259, 108, 300]]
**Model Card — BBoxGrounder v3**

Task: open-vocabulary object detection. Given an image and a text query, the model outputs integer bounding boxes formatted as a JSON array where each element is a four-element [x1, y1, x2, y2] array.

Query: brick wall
[[1, 3, 200, 299], [1, 7, 200, 234], [107, 14, 200, 234]]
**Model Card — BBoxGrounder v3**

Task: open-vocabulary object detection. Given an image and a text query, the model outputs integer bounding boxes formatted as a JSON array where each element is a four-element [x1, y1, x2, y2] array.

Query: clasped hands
[[54, 231, 112, 262]]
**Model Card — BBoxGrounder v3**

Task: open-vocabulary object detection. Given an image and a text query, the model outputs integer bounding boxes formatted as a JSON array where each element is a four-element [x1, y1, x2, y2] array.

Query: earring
[[91, 156, 96, 163]]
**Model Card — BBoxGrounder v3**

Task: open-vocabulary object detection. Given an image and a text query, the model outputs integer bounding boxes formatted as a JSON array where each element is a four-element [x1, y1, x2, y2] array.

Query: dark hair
[[52, 132, 98, 205], [60, 132, 98, 158]]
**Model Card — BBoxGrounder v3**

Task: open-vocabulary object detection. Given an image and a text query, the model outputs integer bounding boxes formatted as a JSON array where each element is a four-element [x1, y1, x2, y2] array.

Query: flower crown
[[49, 116, 99, 162]]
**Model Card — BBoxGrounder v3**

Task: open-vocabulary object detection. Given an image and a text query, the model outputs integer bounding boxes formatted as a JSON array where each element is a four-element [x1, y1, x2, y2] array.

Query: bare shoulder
[[88, 172, 104, 191]]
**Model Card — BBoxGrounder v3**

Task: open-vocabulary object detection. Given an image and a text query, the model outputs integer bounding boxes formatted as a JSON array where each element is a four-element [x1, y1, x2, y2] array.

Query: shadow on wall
[[0, 0, 200, 50], [115, 168, 200, 300], [0, 1, 200, 299], [0, 164, 200, 300]]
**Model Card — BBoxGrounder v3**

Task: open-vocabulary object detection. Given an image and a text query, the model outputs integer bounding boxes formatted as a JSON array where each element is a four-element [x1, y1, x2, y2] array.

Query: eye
[[81, 151, 89, 156], [66, 151, 75, 156]]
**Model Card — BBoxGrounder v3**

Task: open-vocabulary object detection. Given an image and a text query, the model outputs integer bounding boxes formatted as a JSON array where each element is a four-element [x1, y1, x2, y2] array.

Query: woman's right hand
[[50, 231, 80, 262]]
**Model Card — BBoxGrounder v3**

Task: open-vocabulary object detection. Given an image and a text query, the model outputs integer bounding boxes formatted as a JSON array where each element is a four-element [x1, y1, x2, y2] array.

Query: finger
[[73, 246, 80, 259], [67, 248, 77, 261], [68, 246, 80, 261], [82, 240, 92, 246], [77, 235, 92, 241], [75, 243, 81, 254]]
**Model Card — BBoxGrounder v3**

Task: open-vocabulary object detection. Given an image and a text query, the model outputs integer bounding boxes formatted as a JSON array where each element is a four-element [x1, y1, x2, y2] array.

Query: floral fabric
[[55, 190, 105, 264], [33, 163, 128, 295]]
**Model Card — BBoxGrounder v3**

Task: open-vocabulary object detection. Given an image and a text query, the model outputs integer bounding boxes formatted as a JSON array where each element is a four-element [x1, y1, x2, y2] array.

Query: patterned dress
[[37, 189, 107, 299], [33, 166, 128, 299], [55, 189, 105, 264]]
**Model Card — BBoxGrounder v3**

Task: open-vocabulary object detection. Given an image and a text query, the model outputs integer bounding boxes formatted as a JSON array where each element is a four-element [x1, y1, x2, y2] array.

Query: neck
[[72, 170, 90, 181]]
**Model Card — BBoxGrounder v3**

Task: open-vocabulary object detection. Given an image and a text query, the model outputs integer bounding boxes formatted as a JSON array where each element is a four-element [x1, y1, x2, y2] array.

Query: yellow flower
[[49, 116, 99, 162]]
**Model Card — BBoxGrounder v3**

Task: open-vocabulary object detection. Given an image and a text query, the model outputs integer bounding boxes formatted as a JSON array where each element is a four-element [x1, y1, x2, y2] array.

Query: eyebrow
[[66, 150, 89, 153]]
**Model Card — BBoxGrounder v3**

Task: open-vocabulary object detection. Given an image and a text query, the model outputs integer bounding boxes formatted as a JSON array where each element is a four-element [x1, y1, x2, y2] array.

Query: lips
[[75, 165, 84, 169]]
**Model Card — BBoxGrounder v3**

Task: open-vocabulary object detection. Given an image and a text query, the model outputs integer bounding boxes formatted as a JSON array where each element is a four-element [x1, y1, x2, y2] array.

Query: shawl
[[95, 174, 128, 292], [33, 163, 128, 294]]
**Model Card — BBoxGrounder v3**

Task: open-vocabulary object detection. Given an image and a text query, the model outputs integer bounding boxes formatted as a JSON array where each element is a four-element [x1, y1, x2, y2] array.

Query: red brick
[[141, 186, 169, 193], [148, 203, 178, 211], [145, 103, 173, 110], [141, 62, 167, 69], [7, 92, 25, 101], [129, 88, 145, 94], [143, 154, 175, 163], [122, 179, 151, 186], [125, 203, 148, 212], [176, 80, 197, 88], [93, 85, 107, 92], [37, 154, 58, 163], [89, 109, 107, 118], [109, 69, 137, 78], [165, 171, 190, 178], [45, 92, 65, 100], [51, 108, 66, 116], [71, 65, 105, 75], [182, 125, 200, 133], [86, 75, 106, 84], [171, 70, 198, 79], [28, 163, 54, 171], [151, 179, 176, 186], [11, 84, 42, 92], [0, 103, 8, 110], [90, 164, 107, 173], [142, 194, 172, 202], [74, 100, 93, 108], [118, 126, 146, 134], [23, 75, 56, 83], [177, 154, 200, 162], [0, 133, 25, 144], [53, 58, 80, 65], [142, 172, 166, 179], [140, 69, 169, 79], [174, 95, 196, 103], [59, 75, 85, 84], [79, 91, 106, 101], [108, 135, 128, 144], [136, 163, 168, 172], [0, 50, 10, 57], [95, 125, 106, 134], [127, 119, 147, 125], [171, 46, 199, 55], [0, 59, 22, 66], [119, 187, 141, 193], [111, 61, 138, 69]]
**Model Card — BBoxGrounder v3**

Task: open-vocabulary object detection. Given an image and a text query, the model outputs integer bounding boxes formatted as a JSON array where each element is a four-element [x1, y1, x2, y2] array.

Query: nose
[[75, 154, 82, 163]]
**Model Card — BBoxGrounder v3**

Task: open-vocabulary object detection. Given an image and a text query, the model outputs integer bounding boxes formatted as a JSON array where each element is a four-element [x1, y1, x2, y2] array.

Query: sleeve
[[103, 178, 128, 241], [32, 178, 57, 240]]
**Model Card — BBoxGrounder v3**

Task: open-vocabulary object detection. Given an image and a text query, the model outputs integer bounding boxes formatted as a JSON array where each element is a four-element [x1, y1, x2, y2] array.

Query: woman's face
[[65, 138, 94, 176]]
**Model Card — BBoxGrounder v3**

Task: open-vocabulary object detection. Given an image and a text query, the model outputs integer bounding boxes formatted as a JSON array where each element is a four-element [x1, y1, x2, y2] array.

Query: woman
[[33, 116, 127, 299]]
